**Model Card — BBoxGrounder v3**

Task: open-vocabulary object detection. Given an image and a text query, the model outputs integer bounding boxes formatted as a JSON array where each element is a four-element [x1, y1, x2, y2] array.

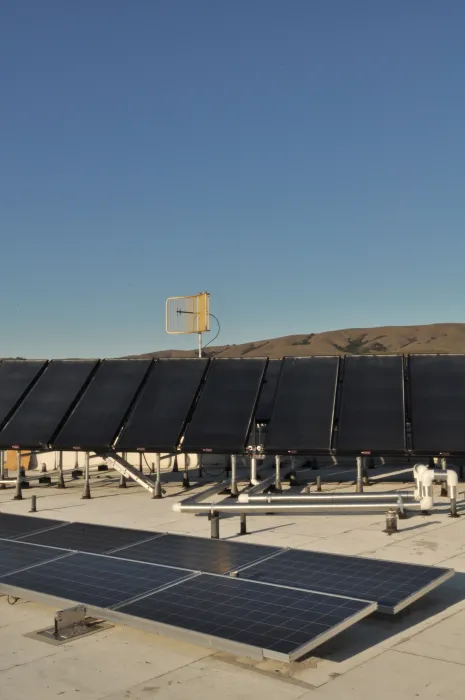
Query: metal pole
[[197, 454, 203, 478], [316, 475, 322, 492], [14, 451, 22, 500], [198, 332, 202, 358], [210, 511, 220, 539], [362, 456, 369, 486], [239, 513, 247, 535], [0, 451, 5, 490], [57, 451, 65, 489], [153, 453, 162, 498], [139, 453, 143, 474], [356, 456, 364, 493], [250, 455, 258, 486], [274, 455, 282, 492], [182, 454, 190, 488], [119, 452, 127, 488], [82, 452, 91, 499], [29, 494, 37, 513], [289, 456, 298, 485], [440, 457, 448, 497], [230, 454, 238, 497]]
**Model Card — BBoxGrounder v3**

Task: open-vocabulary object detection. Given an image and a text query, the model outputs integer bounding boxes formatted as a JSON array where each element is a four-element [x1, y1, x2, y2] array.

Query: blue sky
[[1, 1, 465, 358]]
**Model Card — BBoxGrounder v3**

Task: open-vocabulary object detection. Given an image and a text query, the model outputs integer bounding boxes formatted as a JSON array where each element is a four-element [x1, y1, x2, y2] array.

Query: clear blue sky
[[2, 1, 465, 358]]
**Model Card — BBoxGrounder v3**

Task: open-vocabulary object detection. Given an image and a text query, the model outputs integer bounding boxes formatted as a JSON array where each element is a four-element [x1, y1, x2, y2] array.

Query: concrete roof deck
[[0, 472, 464, 700]]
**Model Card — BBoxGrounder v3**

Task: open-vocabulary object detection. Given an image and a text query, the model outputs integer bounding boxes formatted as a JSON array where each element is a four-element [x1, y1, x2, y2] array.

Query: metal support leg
[[119, 453, 127, 488], [153, 453, 162, 499], [440, 457, 448, 497], [172, 455, 179, 473], [449, 483, 460, 518], [57, 451, 65, 488], [250, 456, 259, 486], [210, 511, 220, 539], [274, 455, 282, 492], [356, 456, 364, 493], [239, 513, 247, 535], [82, 453, 91, 499], [362, 456, 370, 486], [29, 495, 37, 513], [72, 452, 82, 479], [14, 451, 22, 500], [197, 454, 203, 478], [0, 451, 5, 490], [316, 475, 322, 492], [182, 456, 190, 488], [289, 455, 298, 485], [230, 454, 239, 497], [384, 509, 398, 535], [139, 453, 143, 474]]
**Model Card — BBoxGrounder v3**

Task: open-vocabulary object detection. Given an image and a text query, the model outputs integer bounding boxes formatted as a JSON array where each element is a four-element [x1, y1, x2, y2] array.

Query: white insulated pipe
[[419, 468, 459, 512], [413, 464, 429, 500], [238, 492, 415, 504], [172, 501, 420, 514]]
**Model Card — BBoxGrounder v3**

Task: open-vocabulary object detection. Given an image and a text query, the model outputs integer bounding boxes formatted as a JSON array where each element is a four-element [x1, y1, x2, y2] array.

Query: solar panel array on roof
[[265, 357, 340, 454], [52, 360, 151, 450], [254, 359, 282, 423], [0, 360, 97, 449], [116, 358, 208, 452], [0, 361, 46, 429], [409, 354, 465, 454], [335, 355, 406, 454], [182, 358, 267, 453]]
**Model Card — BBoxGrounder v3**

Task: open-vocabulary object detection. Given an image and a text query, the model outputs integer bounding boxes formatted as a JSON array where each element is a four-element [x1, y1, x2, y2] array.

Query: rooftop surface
[[1, 467, 464, 700]]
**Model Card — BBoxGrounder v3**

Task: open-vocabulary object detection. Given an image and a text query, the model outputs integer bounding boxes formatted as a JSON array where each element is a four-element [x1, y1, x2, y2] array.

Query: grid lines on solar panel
[[238, 549, 452, 611], [117, 574, 372, 658], [0, 539, 68, 577], [0, 514, 67, 539], [0, 552, 192, 608], [18, 522, 163, 554], [110, 533, 280, 574]]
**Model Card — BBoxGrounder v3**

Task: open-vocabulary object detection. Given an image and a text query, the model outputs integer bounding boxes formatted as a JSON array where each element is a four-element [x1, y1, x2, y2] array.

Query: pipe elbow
[[446, 469, 458, 487], [421, 470, 436, 488], [420, 495, 434, 511], [172, 502, 183, 512], [237, 493, 249, 504]]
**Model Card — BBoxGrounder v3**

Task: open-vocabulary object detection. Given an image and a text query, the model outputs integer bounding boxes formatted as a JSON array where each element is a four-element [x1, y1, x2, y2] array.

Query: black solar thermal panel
[[0, 552, 192, 609], [0, 360, 46, 428], [181, 359, 267, 453], [52, 360, 151, 450], [254, 360, 282, 423], [265, 357, 339, 454], [409, 354, 465, 454], [117, 574, 375, 661], [0, 360, 97, 449], [238, 549, 453, 613], [336, 355, 406, 454], [19, 522, 163, 554], [117, 359, 208, 452], [110, 533, 280, 574]]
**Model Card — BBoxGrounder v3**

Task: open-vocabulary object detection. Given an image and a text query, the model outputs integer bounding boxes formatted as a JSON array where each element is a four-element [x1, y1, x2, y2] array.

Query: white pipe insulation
[[419, 469, 459, 512], [413, 464, 429, 501]]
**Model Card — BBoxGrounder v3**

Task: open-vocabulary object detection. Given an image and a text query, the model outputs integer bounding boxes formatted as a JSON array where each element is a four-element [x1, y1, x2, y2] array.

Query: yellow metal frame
[[166, 292, 210, 335]]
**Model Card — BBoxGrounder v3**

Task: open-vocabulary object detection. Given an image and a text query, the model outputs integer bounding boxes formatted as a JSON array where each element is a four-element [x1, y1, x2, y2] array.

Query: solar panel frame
[[409, 354, 465, 455], [0, 360, 98, 449], [109, 532, 283, 574], [0, 360, 47, 429], [51, 359, 152, 451], [235, 549, 454, 614], [116, 358, 209, 452], [18, 521, 165, 554], [0, 551, 195, 609], [335, 355, 406, 455], [181, 358, 268, 454], [114, 573, 376, 662], [265, 356, 340, 455]]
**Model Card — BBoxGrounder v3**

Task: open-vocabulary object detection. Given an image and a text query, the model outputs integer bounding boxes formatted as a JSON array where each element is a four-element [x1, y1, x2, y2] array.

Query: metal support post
[[210, 511, 220, 539], [14, 451, 23, 500], [198, 332, 202, 359], [289, 455, 298, 485], [316, 475, 322, 492], [29, 495, 37, 513], [384, 509, 398, 535], [440, 457, 448, 497], [250, 455, 259, 486], [71, 452, 82, 479], [82, 452, 91, 499], [172, 454, 179, 473], [197, 454, 203, 478], [182, 456, 190, 488], [0, 451, 5, 490], [153, 453, 162, 498], [362, 456, 370, 486], [230, 454, 239, 497], [139, 453, 143, 474], [274, 455, 282, 492], [450, 496, 459, 518], [150, 461, 155, 474], [239, 513, 247, 535], [57, 451, 65, 488], [119, 452, 127, 488], [356, 456, 364, 493]]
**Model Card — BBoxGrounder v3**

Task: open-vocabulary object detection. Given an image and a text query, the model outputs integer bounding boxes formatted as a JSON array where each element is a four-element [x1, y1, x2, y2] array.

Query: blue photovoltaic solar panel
[[0, 539, 68, 577], [237, 549, 454, 613], [110, 533, 280, 574], [0, 514, 67, 539], [116, 573, 376, 661], [0, 552, 192, 609]]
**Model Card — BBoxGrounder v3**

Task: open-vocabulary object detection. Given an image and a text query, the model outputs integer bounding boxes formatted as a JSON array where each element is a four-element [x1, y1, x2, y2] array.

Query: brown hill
[[131, 323, 465, 359]]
